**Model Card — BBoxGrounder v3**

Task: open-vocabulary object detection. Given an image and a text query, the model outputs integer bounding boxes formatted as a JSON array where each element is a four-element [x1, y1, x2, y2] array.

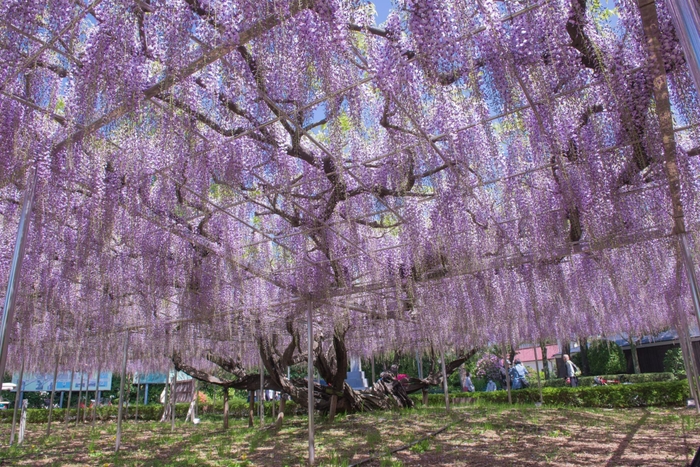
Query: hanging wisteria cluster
[[1, 0, 700, 375]]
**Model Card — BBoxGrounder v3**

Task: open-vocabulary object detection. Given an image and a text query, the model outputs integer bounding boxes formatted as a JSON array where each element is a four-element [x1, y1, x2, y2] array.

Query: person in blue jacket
[[509, 359, 529, 389]]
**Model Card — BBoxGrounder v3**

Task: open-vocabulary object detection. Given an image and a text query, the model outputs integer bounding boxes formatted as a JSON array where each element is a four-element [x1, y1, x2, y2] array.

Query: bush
[[663, 348, 685, 375], [474, 354, 504, 385], [410, 380, 690, 408], [587, 340, 627, 375], [0, 398, 301, 424], [540, 372, 676, 388]]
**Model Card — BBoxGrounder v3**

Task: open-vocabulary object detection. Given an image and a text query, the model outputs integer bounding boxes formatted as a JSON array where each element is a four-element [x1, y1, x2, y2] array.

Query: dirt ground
[[0, 404, 697, 466]]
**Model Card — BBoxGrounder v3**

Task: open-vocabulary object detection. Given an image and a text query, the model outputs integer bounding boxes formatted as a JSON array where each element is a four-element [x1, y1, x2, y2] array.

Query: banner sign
[[134, 371, 192, 385], [11, 371, 112, 392]]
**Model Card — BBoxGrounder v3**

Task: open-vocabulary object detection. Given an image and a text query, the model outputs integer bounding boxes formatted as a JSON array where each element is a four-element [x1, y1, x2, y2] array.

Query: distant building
[[513, 344, 560, 376], [611, 328, 700, 374]]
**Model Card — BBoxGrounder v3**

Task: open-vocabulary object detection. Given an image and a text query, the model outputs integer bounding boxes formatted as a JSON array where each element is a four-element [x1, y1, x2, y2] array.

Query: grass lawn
[[0, 403, 698, 466]]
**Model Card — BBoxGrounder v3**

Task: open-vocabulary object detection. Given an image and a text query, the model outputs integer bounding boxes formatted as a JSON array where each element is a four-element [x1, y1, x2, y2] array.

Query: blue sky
[[371, 0, 393, 25]]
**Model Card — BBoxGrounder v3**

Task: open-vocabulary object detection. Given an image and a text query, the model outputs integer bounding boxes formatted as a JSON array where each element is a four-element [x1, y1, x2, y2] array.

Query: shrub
[[663, 347, 685, 375], [0, 398, 301, 424], [474, 354, 504, 384], [409, 380, 689, 408], [540, 372, 676, 388], [587, 340, 627, 375]]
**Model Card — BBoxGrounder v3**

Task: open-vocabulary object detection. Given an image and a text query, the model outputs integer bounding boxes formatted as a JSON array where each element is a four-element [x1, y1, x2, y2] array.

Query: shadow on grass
[[604, 409, 649, 467]]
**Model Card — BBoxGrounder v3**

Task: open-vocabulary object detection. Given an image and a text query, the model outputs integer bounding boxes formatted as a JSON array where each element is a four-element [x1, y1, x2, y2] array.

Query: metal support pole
[[115, 332, 129, 453], [134, 382, 140, 421], [678, 324, 700, 413], [144, 383, 149, 405], [18, 399, 27, 445], [65, 365, 75, 423], [0, 169, 37, 381], [193, 380, 198, 421], [637, 0, 700, 335], [259, 354, 265, 427], [47, 355, 60, 436], [307, 305, 315, 465], [371, 354, 376, 386], [92, 365, 101, 428], [665, 0, 700, 94], [83, 371, 90, 423], [680, 234, 700, 329], [75, 371, 84, 427], [440, 348, 449, 411], [59, 391, 64, 408], [161, 373, 170, 422], [10, 353, 24, 445], [170, 368, 176, 431]]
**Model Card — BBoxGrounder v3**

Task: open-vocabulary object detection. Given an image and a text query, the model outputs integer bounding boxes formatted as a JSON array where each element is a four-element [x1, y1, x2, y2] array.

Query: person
[[563, 354, 580, 387], [500, 360, 509, 389], [462, 372, 475, 392], [485, 379, 497, 392], [509, 359, 529, 389]]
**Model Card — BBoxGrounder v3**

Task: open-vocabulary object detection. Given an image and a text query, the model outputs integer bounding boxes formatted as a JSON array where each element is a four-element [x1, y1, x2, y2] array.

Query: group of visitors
[[460, 358, 530, 392], [461, 354, 582, 392]]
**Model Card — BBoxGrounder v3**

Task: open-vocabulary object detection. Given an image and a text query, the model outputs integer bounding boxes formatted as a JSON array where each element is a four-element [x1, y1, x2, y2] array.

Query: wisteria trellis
[[0, 0, 699, 375]]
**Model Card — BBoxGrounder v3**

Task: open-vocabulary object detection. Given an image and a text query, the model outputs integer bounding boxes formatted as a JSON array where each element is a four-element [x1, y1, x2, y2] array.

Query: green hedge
[[411, 380, 690, 408], [0, 399, 302, 424], [538, 372, 676, 388]]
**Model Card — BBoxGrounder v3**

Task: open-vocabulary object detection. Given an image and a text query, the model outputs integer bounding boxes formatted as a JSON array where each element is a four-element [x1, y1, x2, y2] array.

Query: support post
[[134, 382, 140, 422], [92, 365, 101, 428], [47, 354, 60, 436], [170, 369, 176, 431], [161, 373, 170, 422], [678, 325, 700, 413], [307, 305, 315, 465], [18, 399, 27, 445], [115, 331, 129, 453], [371, 354, 376, 386], [144, 383, 149, 405], [259, 355, 265, 427], [533, 342, 543, 405], [65, 367, 75, 423], [629, 336, 641, 374], [223, 386, 230, 429], [59, 391, 64, 409], [440, 347, 449, 411], [540, 341, 550, 380], [0, 168, 37, 381], [416, 351, 423, 380], [10, 353, 24, 446], [248, 390, 254, 427], [637, 0, 700, 335], [83, 372, 90, 423], [503, 348, 512, 405], [193, 380, 198, 421], [75, 371, 84, 427], [665, 0, 700, 95], [275, 394, 286, 430], [680, 234, 700, 330]]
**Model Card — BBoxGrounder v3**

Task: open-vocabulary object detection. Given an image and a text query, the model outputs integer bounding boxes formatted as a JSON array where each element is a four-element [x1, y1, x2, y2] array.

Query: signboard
[[172, 379, 195, 403], [11, 371, 112, 392], [134, 371, 192, 384]]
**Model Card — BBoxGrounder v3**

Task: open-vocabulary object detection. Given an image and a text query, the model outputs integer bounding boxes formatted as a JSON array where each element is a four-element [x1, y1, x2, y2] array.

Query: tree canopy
[[0, 0, 699, 376]]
